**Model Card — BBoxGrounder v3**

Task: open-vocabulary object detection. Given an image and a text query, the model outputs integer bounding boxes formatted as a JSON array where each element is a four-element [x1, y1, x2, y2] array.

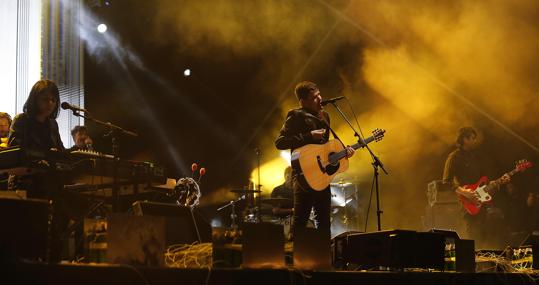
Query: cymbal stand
[[217, 195, 246, 230], [254, 147, 262, 223], [341, 185, 349, 230]]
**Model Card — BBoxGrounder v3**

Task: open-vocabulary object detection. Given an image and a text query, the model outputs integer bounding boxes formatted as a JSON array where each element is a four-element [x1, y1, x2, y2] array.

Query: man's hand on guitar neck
[[456, 186, 479, 203], [345, 146, 355, 158], [488, 173, 511, 189], [500, 173, 511, 185]]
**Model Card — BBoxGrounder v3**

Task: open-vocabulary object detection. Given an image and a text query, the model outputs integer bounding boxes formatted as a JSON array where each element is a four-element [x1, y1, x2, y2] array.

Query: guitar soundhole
[[326, 164, 339, 175], [326, 152, 340, 175]]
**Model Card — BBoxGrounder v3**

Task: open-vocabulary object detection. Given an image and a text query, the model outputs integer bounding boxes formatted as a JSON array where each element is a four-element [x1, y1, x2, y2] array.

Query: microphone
[[61, 102, 87, 113], [321, 96, 345, 106]]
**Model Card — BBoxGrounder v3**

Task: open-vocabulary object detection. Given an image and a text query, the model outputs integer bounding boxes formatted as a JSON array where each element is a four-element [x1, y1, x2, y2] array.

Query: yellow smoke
[[150, 0, 539, 231]]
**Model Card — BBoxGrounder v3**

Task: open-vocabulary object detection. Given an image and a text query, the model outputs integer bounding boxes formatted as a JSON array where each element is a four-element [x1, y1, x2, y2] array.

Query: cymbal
[[230, 189, 261, 194], [261, 198, 292, 206], [330, 181, 354, 187]]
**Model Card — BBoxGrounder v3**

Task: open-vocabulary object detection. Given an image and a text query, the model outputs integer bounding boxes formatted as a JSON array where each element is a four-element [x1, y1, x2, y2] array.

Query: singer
[[275, 81, 354, 240]]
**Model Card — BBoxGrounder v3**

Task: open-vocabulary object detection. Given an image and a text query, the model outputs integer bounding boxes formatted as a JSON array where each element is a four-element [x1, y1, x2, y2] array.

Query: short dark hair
[[294, 81, 318, 100], [23, 79, 60, 119], [456, 127, 477, 147], [71, 125, 88, 138], [0, 112, 12, 126]]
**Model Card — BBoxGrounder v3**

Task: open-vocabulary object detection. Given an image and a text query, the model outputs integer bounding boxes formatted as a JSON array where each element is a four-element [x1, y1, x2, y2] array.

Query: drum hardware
[[230, 189, 262, 194], [260, 198, 293, 207], [217, 194, 247, 230], [230, 187, 262, 224], [330, 182, 354, 187], [330, 180, 360, 235]]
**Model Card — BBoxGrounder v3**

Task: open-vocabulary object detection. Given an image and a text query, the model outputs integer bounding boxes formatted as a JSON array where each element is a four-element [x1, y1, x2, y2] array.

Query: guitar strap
[[319, 116, 346, 149]]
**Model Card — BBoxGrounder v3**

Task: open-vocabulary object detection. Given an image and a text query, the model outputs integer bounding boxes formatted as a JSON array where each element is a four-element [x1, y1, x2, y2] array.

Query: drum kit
[[218, 180, 361, 237]]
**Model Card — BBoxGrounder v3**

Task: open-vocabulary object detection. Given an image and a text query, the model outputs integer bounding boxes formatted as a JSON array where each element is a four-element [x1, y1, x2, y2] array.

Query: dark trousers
[[292, 179, 331, 237], [464, 207, 506, 249]]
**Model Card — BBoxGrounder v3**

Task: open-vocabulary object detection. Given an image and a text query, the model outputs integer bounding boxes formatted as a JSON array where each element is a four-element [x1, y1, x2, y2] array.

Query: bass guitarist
[[443, 127, 510, 248], [275, 81, 354, 239]]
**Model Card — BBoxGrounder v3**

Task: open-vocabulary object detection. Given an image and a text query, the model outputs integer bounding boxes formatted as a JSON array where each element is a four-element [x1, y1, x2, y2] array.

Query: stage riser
[[6, 263, 537, 285]]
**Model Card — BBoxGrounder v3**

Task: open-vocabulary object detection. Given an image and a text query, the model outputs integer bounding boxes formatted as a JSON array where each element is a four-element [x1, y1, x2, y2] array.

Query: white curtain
[[0, 0, 20, 117], [0, 0, 42, 118], [0, 0, 84, 148]]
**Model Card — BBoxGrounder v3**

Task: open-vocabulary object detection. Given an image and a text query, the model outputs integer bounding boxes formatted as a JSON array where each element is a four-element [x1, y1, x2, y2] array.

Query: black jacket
[[8, 113, 64, 151], [275, 108, 330, 151]]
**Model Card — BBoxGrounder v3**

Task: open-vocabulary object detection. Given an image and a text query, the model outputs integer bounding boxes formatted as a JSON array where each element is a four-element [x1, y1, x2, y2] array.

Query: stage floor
[[5, 262, 538, 285]]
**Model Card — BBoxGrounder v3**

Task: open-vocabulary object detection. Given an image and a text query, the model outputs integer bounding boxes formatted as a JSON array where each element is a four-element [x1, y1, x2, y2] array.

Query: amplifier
[[333, 230, 445, 270], [0, 198, 50, 261], [132, 201, 212, 243]]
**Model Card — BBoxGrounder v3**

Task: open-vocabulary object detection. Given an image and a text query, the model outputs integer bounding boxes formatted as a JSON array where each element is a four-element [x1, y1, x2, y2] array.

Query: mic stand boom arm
[[69, 110, 138, 212]]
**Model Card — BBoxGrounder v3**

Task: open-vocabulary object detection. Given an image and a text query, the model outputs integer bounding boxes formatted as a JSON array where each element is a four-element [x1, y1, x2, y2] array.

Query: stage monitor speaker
[[242, 222, 285, 268], [429, 229, 475, 272], [335, 230, 445, 270], [132, 201, 212, 244], [332, 231, 362, 269], [523, 231, 539, 245], [0, 198, 50, 262], [294, 227, 331, 270], [455, 239, 475, 272]]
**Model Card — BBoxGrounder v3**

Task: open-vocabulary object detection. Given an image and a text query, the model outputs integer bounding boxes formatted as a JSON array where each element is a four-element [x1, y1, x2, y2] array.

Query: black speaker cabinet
[[0, 198, 50, 262], [132, 201, 212, 243], [334, 230, 445, 270]]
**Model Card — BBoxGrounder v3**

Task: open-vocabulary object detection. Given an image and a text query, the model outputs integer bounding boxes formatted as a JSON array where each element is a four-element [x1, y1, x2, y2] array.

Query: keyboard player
[[7, 79, 74, 262]]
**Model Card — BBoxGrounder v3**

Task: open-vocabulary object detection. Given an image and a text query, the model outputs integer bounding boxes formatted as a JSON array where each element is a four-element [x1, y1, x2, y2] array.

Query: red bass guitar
[[458, 159, 533, 215]]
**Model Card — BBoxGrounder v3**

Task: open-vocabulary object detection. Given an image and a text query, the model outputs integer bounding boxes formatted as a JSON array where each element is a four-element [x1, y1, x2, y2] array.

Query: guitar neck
[[329, 136, 376, 163], [487, 168, 520, 192]]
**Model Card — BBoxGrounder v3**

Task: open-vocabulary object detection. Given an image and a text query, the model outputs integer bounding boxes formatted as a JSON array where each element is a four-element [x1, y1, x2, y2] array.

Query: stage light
[[183, 69, 191, 77], [97, 23, 107, 33], [280, 150, 290, 163]]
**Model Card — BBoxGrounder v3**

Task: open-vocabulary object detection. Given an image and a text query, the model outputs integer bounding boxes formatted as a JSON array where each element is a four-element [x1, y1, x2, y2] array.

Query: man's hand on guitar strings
[[310, 129, 326, 140]]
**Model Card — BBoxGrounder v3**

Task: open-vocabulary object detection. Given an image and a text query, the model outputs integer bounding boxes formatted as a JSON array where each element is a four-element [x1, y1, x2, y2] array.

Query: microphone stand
[[254, 147, 262, 223], [326, 101, 388, 231], [69, 110, 138, 212]]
